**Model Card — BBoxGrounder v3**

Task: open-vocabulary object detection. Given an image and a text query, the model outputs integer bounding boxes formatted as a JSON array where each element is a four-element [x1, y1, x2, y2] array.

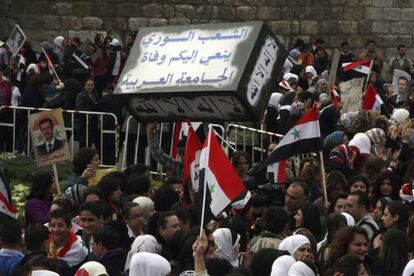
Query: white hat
[[283, 73, 299, 81], [110, 38, 121, 46], [391, 108, 409, 125], [341, 212, 355, 226], [26, 63, 40, 74]]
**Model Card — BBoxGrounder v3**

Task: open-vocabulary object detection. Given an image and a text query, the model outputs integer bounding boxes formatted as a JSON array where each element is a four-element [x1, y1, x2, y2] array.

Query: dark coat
[[36, 138, 65, 156]]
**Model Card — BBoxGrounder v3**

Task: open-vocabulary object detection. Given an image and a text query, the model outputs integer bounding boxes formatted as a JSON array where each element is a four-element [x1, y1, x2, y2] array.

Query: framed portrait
[[6, 25, 27, 56], [28, 108, 70, 167]]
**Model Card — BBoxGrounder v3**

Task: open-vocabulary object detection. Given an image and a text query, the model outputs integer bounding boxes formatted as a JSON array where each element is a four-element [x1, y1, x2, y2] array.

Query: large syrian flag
[[199, 130, 246, 216], [171, 122, 202, 160], [342, 61, 371, 74], [260, 106, 321, 169]]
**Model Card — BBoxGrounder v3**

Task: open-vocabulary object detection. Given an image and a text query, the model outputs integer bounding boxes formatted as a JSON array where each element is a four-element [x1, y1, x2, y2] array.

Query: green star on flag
[[291, 128, 301, 139], [209, 183, 215, 194], [36, 134, 44, 143]]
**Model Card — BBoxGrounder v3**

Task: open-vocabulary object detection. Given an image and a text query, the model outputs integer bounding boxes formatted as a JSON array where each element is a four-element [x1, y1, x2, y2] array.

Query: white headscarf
[[76, 261, 108, 276], [349, 132, 372, 155], [125, 234, 158, 272], [133, 196, 155, 222], [53, 36, 65, 49], [271, 255, 296, 276], [268, 93, 283, 108], [341, 212, 355, 226], [305, 66, 317, 77], [403, 259, 414, 276], [129, 252, 171, 276], [213, 228, 240, 267], [32, 271, 60, 276], [288, 261, 316, 276], [278, 234, 310, 257]]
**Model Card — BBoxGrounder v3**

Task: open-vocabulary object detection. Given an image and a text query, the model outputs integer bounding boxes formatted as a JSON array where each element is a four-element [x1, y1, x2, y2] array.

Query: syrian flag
[[199, 130, 246, 216], [260, 106, 321, 168], [171, 122, 202, 160], [267, 160, 287, 185], [342, 61, 371, 75], [182, 123, 203, 206], [0, 164, 16, 219], [362, 85, 383, 112]]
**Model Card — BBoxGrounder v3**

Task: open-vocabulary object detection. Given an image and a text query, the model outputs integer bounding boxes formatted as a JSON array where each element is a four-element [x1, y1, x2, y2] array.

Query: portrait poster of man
[[28, 108, 70, 167], [6, 25, 27, 56]]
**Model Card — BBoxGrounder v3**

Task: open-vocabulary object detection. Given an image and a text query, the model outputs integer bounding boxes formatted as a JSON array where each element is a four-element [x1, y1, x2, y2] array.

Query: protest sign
[[392, 69, 411, 96], [338, 77, 365, 113], [113, 21, 287, 122], [29, 108, 70, 167]]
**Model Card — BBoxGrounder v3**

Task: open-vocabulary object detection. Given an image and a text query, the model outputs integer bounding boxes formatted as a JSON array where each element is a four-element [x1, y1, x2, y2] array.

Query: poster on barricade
[[6, 25, 26, 56], [28, 108, 70, 167], [113, 21, 287, 122], [391, 69, 411, 96], [338, 77, 365, 113]]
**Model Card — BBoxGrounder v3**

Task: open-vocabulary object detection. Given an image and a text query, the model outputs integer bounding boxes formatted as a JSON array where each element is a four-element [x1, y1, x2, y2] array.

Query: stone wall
[[1, 0, 414, 61]]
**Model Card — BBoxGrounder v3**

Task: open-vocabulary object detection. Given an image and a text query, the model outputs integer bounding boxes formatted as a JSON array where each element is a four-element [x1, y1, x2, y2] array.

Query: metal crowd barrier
[[120, 116, 226, 173], [0, 105, 119, 167], [225, 123, 284, 163]]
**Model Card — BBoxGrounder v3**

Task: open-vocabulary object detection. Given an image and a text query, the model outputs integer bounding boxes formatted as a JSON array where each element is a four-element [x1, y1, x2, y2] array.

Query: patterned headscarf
[[323, 131, 345, 150]]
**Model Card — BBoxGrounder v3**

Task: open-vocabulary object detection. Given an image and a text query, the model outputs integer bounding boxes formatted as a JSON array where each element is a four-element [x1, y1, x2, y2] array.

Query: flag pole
[[200, 124, 212, 237], [319, 151, 328, 206], [41, 47, 60, 81], [363, 60, 374, 93]]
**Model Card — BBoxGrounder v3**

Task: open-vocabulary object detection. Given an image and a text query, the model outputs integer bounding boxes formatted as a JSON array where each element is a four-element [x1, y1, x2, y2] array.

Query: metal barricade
[[120, 117, 226, 174], [0, 105, 119, 167], [225, 123, 283, 163]]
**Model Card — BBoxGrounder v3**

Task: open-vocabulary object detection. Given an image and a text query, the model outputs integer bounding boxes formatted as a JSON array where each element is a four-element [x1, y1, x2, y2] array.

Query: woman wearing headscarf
[[288, 261, 318, 276], [271, 255, 296, 276], [212, 228, 240, 267], [283, 49, 302, 74], [53, 36, 65, 66], [129, 252, 171, 276], [124, 234, 158, 273], [76, 261, 108, 276], [132, 196, 156, 231], [265, 92, 282, 134], [278, 234, 314, 263]]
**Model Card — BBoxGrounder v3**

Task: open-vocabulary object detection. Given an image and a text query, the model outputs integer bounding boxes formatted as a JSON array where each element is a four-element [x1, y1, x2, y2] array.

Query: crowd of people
[[1, 29, 414, 276]]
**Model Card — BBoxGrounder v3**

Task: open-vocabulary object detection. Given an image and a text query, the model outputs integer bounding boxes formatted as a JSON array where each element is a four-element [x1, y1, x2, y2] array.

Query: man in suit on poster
[[36, 117, 64, 157]]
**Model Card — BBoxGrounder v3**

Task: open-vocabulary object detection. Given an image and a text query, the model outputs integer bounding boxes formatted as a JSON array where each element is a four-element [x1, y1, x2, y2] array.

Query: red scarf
[[48, 230, 78, 259]]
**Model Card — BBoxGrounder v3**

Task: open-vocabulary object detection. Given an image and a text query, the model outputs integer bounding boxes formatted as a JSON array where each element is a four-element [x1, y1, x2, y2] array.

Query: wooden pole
[[52, 163, 61, 195], [319, 151, 328, 206]]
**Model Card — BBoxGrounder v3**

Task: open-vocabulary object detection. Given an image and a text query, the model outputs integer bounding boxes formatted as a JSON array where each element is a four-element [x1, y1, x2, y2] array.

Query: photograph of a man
[[36, 117, 65, 156], [6, 25, 26, 56]]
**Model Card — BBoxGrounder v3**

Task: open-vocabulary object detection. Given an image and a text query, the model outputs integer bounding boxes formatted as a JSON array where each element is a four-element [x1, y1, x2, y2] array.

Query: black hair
[[79, 201, 103, 218], [164, 176, 181, 186], [153, 186, 180, 212], [98, 171, 126, 201], [397, 44, 406, 50], [72, 147, 98, 175], [126, 174, 150, 196], [125, 163, 150, 177], [50, 209, 71, 226], [349, 190, 370, 210], [121, 201, 140, 219], [329, 193, 348, 214], [83, 186, 103, 201], [27, 171, 53, 200], [156, 211, 177, 232], [206, 258, 233, 276], [174, 205, 200, 229], [289, 181, 310, 199], [334, 254, 363, 275], [232, 151, 251, 166], [250, 248, 287, 276], [0, 219, 22, 245], [51, 198, 72, 214], [38, 117, 53, 129], [366, 40, 376, 45], [386, 201, 409, 230], [298, 202, 323, 240], [92, 225, 120, 250], [349, 175, 369, 190], [25, 223, 49, 251], [95, 200, 114, 221], [379, 228, 408, 274], [263, 207, 289, 234], [340, 41, 350, 47]]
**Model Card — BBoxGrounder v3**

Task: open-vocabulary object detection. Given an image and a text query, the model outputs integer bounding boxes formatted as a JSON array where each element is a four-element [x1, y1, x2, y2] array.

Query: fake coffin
[[113, 21, 287, 122]]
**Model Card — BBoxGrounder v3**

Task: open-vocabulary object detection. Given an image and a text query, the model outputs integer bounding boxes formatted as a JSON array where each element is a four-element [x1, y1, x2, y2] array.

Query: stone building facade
[[0, 0, 413, 62]]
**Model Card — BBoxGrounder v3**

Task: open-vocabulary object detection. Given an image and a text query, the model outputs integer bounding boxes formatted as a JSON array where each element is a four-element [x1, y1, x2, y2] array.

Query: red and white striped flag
[[362, 85, 383, 112], [342, 61, 371, 75], [267, 160, 287, 184], [182, 123, 203, 195]]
